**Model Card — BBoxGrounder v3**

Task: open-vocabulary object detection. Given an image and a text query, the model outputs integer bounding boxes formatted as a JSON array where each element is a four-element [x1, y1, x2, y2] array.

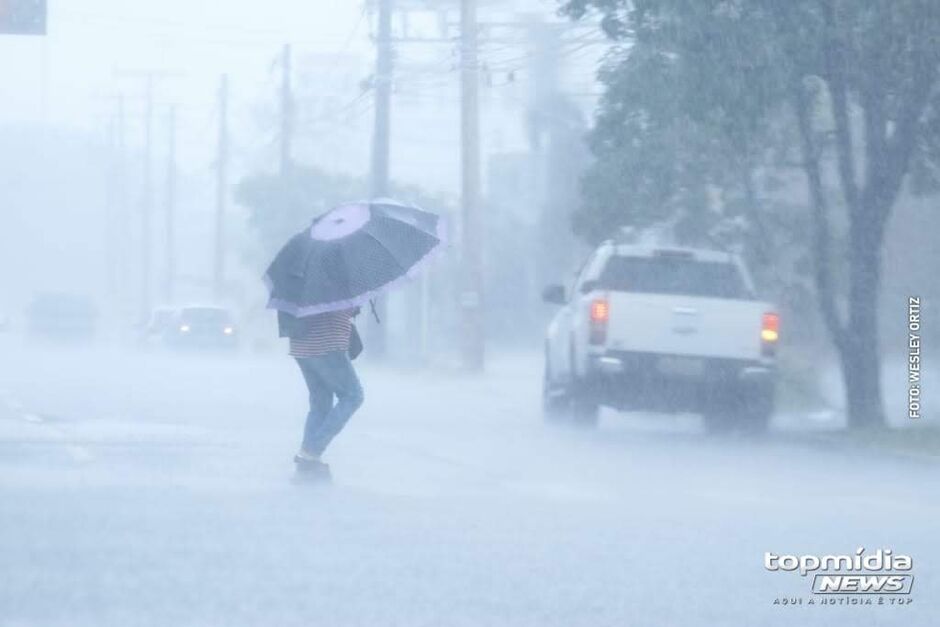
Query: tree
[[235, 165, 365, 264], [562, 0, 940, 428], [235, 165, 450, 263], [567, 1, 813, 328]]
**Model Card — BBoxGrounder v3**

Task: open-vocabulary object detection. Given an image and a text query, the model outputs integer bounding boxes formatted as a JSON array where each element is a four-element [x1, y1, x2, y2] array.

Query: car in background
[[165, 305, 239, 350], [26, 292, 99, 341], [542, 242, 778, 433]]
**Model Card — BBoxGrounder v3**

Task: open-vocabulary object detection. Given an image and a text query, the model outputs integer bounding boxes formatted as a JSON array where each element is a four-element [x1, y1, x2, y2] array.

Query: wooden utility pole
[[115, 95, 127, 305], [105, 110, 117, 299], [112, 69, 180, 320], [164, 105, 177, 302], [369, 0, 395, 358], [280, 44, 293, 175], [214, 74, 229, 299], [460, 0, 484, 371], [142, 74, 154, 319], [366, 4, 604, 367]]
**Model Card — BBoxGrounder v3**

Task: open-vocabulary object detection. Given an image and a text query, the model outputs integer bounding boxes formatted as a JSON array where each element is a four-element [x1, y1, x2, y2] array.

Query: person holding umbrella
[[264, 200, 445, 478], [284, 307, 363, 471]]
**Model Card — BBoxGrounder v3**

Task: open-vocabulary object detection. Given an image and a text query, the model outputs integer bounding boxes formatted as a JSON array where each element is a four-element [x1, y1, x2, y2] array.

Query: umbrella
[[263, 199, 445, 318]]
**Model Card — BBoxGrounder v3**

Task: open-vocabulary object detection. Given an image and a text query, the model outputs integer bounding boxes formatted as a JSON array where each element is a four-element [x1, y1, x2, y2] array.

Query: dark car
[[166, 306, 238, 350], [27, 293, 99, 341]]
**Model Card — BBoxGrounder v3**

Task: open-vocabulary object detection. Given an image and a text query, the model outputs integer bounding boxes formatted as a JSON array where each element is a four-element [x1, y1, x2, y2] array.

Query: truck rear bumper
[[587, 351, 775, 413]]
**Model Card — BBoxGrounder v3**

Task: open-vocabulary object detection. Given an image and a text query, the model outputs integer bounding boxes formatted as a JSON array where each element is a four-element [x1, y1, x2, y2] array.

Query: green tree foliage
[[235, 166, 364, 262], [572, 2, 801, 274], [562, 0, 940, 428], [235, 166, 449, 262]]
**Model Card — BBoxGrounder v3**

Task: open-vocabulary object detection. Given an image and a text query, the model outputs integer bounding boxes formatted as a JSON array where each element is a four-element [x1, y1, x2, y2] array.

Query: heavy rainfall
[[0, 1, 937, 626]]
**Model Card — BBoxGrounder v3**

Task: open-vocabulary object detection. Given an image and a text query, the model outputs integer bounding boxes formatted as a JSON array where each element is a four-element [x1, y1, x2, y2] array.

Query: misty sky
[[1, 1, 367, 169], [0, 1, 598, 192], [0, 1, 605, 308]]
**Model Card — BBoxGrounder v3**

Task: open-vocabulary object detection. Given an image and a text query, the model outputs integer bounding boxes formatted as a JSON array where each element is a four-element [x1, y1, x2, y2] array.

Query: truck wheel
[[736, 388, 774, 435], [570, 395, 599, 428], [568, 381, 600, 428], [542, 357, 569, 424], [738, 410, 770, 435], [702, 411, 734, 434]]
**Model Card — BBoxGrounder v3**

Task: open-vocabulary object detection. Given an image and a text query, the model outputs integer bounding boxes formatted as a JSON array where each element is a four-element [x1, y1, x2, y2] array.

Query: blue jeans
[[296, 351, 364, 456]]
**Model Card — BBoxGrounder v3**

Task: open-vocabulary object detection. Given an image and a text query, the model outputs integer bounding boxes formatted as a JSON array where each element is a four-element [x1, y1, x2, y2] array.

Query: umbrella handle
[[369, 299, 381, 324]]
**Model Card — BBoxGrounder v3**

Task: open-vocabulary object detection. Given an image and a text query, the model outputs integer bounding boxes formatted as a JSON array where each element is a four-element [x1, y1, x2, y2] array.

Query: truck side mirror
[[542, 284, 566, 305], [580, 280, 598, 294]]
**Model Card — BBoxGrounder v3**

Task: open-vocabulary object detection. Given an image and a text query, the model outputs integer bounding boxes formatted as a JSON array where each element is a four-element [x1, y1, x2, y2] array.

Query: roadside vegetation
[[562, 0, 940, 430]]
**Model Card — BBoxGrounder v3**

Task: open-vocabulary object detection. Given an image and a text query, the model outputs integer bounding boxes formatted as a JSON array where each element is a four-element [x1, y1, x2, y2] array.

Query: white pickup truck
[[542, 242, 778, 432]]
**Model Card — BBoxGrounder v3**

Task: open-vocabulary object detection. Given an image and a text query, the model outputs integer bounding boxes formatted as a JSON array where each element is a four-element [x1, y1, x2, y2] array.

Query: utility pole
[[460, 0, 484, 371], [369, 0, 394, 358], [214, 74, 229, 299], [115, 95, 128, 315], [529, 21, 561, 292], [280, 44, 293, 175], [112, 69, 180, 320], [142, 74, 154, 320], [105, 110, 117, 300], [370, 4, 604, 367], [164, 105, 177, 302]]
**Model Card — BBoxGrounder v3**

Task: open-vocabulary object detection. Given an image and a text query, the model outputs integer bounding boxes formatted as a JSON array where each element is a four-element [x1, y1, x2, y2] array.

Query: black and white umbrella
[[264, 199, 445, 317]]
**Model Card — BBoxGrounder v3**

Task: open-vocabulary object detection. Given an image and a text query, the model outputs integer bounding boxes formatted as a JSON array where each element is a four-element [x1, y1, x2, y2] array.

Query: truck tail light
[[761, 312, 779, 356], [589, 298, 609, 345]]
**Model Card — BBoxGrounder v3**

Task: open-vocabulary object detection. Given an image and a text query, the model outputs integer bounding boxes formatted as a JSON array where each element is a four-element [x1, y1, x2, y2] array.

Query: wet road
[[0, 340, 936, 626]]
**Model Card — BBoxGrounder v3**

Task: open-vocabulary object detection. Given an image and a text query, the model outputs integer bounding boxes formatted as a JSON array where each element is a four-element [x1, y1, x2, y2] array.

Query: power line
[[339, 5, 370, 54], [297, 88, 375, 127]]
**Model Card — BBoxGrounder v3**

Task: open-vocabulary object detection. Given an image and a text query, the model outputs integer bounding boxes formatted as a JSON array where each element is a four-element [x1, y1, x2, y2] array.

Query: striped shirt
[[289, 310, 353, 357]]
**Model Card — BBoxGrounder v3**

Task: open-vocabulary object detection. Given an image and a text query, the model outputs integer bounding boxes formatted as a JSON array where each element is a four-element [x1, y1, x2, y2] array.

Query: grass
[[775, 348, 831, 413], [834, 424, 940, 458], [774, 346, 940, 459], [786, 424, 940, 460]]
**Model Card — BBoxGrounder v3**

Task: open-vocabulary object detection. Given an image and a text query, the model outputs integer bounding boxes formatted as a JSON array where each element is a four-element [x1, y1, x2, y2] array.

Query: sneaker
[[294, 450, 321, 464]]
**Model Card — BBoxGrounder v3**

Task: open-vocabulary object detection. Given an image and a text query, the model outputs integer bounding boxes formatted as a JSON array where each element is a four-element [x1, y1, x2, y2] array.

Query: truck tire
[[562, 377, 600, 428], [738, 409, 770, 435], [702, 411, 734, 434], [569, 391, 600, 428], [543, 358, 599, 428], [542, 356, 569, 424], [736, 387, 774, 435], [704, 389, 773, 435]]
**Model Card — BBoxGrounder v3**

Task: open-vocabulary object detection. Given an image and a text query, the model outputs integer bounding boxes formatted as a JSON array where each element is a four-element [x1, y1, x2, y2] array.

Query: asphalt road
[[0, 340, 936, 626]]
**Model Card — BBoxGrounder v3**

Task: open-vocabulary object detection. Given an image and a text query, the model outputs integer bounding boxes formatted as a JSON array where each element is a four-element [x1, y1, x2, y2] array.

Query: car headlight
[[179, 324, 191, 333], [223, 326, 234, 335]]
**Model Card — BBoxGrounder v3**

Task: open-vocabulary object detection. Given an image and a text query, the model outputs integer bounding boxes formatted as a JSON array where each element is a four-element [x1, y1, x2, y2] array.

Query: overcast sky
[[0, 1, 606, 311], [1, 1, 369, 170]]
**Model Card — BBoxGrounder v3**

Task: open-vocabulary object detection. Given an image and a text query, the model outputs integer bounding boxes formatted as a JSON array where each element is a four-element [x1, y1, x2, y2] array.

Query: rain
[[0, 1, 937, 626]]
